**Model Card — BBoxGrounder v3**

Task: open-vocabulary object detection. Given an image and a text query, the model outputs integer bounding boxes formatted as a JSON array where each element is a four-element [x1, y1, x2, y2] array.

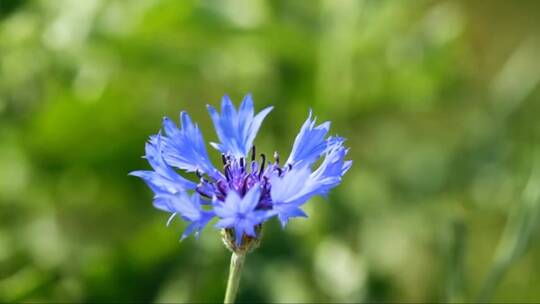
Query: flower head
[[131, 95, 351, 252]]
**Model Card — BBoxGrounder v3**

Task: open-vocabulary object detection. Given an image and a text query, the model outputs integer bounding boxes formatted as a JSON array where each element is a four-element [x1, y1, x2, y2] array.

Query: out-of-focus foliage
[[1, 0, 540, 302]]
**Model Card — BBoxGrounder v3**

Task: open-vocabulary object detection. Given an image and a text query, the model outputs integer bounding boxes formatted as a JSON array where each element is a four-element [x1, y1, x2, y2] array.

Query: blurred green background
[[1, 0, 540, 302]]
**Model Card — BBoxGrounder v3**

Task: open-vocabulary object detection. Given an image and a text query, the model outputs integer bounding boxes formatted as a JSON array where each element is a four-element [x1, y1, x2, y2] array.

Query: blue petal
[[285, 111, 332, 167], [242, 221, 256, 237], [215, 217, 237, 229], [269, 166, 312, 225], [270, 142, 351, 226], [130, 135, 196, 193], [207, 94, 273, 158], [159, 112, 221, 179], [152, 194, 175, 212], [270, 166, 312, 204], [155, 191, 215, 240], [234, 223, 245, 245], [213, 186, 270, 244], [276, 205, 308, 228], [129, 170, 168, 194], [239, 184, 261, 213], [309, 141, 352, 195], [181, 222, 199, 241], [213, 191, 242, 218]]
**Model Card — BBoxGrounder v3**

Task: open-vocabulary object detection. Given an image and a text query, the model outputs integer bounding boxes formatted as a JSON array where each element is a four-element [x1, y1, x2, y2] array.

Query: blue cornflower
[[131, 94, 351, 252]]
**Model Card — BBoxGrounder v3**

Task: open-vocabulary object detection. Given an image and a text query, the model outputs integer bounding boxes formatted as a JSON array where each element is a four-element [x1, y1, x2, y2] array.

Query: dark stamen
[[196, 170, 203, 178], [242, 175, 250, 195], [217, 180, 228, 195], [239, 157, 245, 170], [221, 153, 227, 165], [277, 167, 283, 175], [251, 146, 256, 162], [288, 163, 293, 171], [223, 164, 231, 182], [196, 188, 211, 198], [217, 181, 227, 195], [259, 153, 266, 178]]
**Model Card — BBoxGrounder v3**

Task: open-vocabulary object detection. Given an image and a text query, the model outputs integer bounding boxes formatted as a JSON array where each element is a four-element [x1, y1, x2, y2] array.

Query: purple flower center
[[196, 146, 288, 210]]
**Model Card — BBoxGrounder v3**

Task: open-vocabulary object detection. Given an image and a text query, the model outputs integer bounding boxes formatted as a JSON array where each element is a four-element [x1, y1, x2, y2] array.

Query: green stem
[[446, 220, 467, 303], [224, 252, 246, 304], [477, 156, 540, 302]]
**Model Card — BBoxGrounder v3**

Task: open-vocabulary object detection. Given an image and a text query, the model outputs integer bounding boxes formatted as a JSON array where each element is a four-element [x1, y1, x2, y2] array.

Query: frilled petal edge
[[271, 140, 351, 227], [285, 111, 330, 167], [159, 112, 220, 179], [207, 94, 273, 158], [129, 135, 196, 193], [155, 191, 215, 240]]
